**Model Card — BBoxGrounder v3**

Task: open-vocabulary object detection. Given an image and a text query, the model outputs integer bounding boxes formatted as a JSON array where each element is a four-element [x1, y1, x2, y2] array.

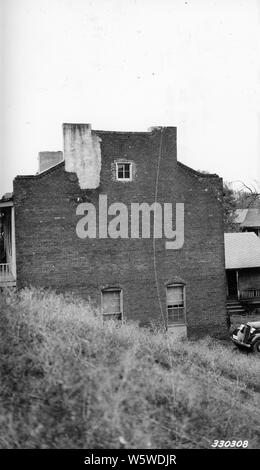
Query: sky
[[1, 0, 260, 195]]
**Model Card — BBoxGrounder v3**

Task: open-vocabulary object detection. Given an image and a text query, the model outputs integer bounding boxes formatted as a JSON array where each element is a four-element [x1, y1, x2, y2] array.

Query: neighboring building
[[225, 232, 260, 316], [0, 193, 16, 287], [0, 123, 227, 338], [234, 208, 260, 237]]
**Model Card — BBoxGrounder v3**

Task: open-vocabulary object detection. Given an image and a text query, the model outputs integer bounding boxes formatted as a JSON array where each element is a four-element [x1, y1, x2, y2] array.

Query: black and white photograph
[[0, 0, 259, 460]]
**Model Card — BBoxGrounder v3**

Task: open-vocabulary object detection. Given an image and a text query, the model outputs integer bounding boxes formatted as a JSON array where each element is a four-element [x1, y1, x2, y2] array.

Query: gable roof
[[234, 209, 248, 224], [235, 208, 260, 227], [241, 208, 260, 228], [224, 232, 260, 269]]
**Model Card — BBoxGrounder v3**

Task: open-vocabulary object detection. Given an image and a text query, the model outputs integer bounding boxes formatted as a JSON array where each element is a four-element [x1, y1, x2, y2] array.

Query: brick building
[[1, 123, 227, 337]]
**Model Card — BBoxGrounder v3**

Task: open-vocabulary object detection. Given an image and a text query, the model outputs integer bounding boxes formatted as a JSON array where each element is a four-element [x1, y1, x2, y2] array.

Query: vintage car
[[231, 321, 260, 353]]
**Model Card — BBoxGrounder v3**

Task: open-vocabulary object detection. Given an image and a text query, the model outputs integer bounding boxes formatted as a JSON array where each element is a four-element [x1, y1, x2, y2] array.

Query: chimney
[[38, 151, 63, 173], [63, 123, 102, 190]]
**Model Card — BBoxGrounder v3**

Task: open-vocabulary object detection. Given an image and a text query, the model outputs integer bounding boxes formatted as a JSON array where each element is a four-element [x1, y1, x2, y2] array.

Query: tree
[[197, 169, 260, 231], [223, 180, 260, 232], [223, 183, 239, 232], [233, 181, 260, 209]]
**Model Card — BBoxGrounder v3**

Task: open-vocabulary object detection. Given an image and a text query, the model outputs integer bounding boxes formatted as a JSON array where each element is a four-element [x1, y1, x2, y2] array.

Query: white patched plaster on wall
[[64, 123, 102, 189]]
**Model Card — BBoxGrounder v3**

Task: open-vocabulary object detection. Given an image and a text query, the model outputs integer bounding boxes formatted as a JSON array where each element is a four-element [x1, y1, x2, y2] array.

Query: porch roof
[[225, 232, 260, 269], [0, 193, 13, 207], [0, 192, 13, 201]]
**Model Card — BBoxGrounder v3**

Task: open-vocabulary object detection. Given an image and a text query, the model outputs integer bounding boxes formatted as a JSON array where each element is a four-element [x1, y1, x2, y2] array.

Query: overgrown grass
[[0, 288, 259, 449]]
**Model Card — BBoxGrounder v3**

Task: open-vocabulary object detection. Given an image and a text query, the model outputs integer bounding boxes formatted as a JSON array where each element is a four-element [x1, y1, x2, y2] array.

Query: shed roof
[[235, 208, 260, 227], [0, 192, 13, 202], [224, 232, 260, 269]]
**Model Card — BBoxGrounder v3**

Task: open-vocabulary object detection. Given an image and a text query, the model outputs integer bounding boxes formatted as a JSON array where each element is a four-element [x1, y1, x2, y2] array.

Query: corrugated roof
[[224, 232, 260, 269], [235, 208, 260, 227], [240, 208, 260, 228]]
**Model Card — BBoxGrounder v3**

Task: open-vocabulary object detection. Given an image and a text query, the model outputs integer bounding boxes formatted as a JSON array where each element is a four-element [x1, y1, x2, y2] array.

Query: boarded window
[[116, 162, 132, 181], [101, 289, 122, 320], [166, 285, 186, 325]]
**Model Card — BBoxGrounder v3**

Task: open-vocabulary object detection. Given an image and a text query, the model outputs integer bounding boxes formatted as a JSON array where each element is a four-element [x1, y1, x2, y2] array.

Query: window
[[166, 284, 186, 325], [101, 288, 122, 320], [116, 162, 132, 181]]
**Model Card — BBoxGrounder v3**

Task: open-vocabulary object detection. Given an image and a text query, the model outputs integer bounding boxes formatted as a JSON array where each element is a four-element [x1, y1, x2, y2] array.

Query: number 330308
[[211, 440, 248, 448]]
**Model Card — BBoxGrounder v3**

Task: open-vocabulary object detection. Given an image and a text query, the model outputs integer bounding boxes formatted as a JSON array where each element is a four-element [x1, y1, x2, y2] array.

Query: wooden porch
[[0, 199, 16, 288], [0, 263, 16, 288], [239, 288, 260, 303]]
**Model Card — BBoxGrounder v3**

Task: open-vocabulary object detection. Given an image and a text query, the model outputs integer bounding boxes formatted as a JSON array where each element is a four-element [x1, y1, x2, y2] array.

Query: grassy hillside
[[0, 288, 259, 449]]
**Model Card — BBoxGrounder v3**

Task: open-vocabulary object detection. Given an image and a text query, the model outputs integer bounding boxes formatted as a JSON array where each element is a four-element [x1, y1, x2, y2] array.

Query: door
[[227, 270, 238, 299]]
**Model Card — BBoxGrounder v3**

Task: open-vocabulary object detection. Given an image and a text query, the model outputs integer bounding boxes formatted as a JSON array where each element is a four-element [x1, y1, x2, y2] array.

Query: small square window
[[166, 284, 186, 325], [101, 289, 123, 321], [116, 162, 132, 181]]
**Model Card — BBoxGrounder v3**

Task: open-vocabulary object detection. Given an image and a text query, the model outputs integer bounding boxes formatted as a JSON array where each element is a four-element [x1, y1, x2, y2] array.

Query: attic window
[[116, 162, 132, 181]]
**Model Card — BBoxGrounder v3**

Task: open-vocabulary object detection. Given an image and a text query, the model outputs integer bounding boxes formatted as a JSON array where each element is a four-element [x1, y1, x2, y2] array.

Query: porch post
[[236, 270, 240, 300], [11, 206, 16, 278]]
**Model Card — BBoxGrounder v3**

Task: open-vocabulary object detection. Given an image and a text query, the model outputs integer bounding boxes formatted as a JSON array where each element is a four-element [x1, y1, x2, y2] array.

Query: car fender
[[251, 333, 260, 345]]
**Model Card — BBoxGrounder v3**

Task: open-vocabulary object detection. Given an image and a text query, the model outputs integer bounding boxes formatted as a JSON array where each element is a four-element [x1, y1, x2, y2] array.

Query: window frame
[[101, 287, 123, 321], [166, 283, 186, 326], [115, 162, 133, 182]]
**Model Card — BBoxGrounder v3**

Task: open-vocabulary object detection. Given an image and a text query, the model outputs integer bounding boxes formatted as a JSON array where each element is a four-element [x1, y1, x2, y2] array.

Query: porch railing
[[240, 288, 260, 300], [0, 263, 13, 280]]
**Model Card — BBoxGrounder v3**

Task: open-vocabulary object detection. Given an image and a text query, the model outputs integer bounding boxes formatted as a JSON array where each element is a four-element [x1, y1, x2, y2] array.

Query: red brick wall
[[13, 127, 227, 337]]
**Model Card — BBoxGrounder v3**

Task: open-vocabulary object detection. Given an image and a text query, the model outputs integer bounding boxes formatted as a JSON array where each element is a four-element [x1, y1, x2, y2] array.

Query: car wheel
[[252, 339, 260, 354]]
